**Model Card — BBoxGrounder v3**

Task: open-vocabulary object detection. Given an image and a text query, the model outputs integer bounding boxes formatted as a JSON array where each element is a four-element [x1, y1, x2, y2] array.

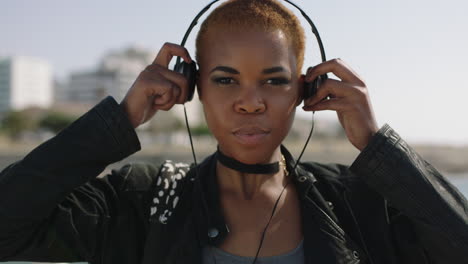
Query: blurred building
[[63, 45, 204, 127], [0, 56, 53, 113], [65, 46, 154, 104]]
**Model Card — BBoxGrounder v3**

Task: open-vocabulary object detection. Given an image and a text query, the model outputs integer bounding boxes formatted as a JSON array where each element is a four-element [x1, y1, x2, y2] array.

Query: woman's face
[[197, 29, 302, 164]]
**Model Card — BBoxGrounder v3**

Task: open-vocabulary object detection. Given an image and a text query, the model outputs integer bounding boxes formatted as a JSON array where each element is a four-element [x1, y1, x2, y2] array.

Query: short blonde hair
[[195, 0, 306, 72]]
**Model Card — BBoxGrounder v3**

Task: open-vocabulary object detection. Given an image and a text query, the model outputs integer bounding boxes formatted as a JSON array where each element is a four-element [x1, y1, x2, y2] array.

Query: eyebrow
[[262, 66, 288, 74], [209, 66, 289, 74], [210, 66, 239, 74]]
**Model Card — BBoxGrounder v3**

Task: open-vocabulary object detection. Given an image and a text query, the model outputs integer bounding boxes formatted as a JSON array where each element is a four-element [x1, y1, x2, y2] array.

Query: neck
[[216, 148, 288, 200]]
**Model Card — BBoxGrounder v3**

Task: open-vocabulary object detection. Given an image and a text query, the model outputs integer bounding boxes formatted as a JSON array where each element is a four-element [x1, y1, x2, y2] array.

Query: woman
[[0, 0, 466, 264]]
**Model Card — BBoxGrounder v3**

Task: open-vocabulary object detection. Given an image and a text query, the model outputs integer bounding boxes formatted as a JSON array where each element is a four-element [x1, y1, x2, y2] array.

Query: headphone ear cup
[[174, 61, 197, 102], [303, 74, 328, 100]]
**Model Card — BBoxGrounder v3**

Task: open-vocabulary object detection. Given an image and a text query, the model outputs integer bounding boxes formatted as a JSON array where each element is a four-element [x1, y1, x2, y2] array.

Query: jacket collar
[[191, 146, 367, 264], [141, 146, 368, 264], [193, 145, 319, 247]]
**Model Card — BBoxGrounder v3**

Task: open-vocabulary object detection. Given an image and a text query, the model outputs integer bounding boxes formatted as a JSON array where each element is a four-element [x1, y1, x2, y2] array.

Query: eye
[[265, 78, 290, 85], [212, 77, 235, 85]]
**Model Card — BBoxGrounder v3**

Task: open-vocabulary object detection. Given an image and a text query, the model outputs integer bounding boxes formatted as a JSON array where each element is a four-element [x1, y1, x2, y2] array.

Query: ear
[[295, 74, 306, 106]]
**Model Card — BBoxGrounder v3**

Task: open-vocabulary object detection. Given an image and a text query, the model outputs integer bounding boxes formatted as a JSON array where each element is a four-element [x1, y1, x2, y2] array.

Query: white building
[[65, 46, 204, 127], [67, 69, 134, 104], [66, 46, 154, 105], [0, 56, 53, 113]]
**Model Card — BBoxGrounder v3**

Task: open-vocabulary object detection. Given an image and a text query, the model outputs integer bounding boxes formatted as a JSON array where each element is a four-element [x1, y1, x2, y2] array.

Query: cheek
[[268, 90, 298, 135], [201, 91, 230, 137], [272, 104, 296, 137], [199, 80, 299, 140], [270, 88, 299, 115]]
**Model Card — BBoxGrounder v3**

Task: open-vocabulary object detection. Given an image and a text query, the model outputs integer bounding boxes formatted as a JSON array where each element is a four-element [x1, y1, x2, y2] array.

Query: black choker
[[215, 149, 280, 174]]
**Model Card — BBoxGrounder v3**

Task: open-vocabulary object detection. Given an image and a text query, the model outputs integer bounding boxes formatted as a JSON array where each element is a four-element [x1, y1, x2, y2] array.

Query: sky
[[1, 0, 467, 145]]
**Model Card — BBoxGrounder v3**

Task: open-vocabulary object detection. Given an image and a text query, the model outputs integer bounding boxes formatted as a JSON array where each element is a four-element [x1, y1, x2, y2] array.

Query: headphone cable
[[251, 111, 314, 264], [184, 104, 315, 263]]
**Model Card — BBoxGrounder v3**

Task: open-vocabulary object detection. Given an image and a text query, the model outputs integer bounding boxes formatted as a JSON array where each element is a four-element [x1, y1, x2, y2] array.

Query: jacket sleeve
[[0, 96, 143, 263], [350, 124, 468, 263]]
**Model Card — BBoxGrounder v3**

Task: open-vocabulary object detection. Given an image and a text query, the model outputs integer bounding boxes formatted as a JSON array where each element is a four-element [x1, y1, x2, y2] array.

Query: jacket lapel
[[141, 147, 367, 264], [284, 145, 364, 264]]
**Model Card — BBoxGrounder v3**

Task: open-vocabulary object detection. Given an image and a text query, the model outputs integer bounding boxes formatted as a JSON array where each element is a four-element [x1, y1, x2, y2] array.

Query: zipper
[[343, 190, 375, 264]]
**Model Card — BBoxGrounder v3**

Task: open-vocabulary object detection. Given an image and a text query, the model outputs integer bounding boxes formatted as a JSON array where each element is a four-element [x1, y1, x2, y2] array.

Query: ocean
[[447, 174, 468, 197]]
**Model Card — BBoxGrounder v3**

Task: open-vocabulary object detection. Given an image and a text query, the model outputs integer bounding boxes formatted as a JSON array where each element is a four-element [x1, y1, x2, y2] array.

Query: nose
[[233, 87, 266, 114]]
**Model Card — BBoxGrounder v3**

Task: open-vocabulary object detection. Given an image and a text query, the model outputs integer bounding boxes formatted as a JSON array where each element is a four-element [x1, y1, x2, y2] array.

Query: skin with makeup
[[120, 24, 379, 257]]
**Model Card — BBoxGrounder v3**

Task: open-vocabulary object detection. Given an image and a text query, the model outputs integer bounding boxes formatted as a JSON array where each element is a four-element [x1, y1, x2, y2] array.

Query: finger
[[143, 75, 181, 107], [154, 94, 178, 111], [304, 78, 354, 107], [153, 42, 192, 67], [303, 97, 348, 112], [145, 64, 188, 103], [152, 83, 180, 110], [306, 58, 365, 85]]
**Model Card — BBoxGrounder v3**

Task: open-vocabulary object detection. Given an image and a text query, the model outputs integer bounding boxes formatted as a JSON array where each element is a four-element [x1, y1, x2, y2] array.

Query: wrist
[[119, 101, 139, 129]]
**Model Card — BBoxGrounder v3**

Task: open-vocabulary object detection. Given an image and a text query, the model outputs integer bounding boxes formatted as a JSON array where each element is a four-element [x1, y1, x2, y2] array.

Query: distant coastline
[[0, 139, 467, 176]]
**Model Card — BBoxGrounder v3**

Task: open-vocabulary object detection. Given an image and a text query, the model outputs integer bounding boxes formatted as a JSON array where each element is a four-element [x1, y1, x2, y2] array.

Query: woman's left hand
[[302, 58, 379, 151]]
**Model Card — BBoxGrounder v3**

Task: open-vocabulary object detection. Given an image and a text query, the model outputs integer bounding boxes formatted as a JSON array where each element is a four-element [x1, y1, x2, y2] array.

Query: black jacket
[[0, 96, 467, 264]]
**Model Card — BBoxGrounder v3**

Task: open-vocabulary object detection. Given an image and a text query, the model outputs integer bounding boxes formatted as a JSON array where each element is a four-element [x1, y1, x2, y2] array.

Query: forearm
[[0, 96, 141, 220], [350, 124, 468, 254]]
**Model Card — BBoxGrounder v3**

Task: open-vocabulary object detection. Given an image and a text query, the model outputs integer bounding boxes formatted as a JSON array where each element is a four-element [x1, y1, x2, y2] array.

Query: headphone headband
[[174, 5, 326, 261], [174, 0, 327, 68]]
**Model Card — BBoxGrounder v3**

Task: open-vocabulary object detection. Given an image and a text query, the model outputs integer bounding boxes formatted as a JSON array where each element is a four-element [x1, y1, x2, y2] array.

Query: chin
[[220, 141, 281, 164]]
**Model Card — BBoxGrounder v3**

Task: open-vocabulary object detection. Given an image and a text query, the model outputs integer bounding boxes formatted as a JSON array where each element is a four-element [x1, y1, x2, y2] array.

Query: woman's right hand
[[120, 42, 193, 129]]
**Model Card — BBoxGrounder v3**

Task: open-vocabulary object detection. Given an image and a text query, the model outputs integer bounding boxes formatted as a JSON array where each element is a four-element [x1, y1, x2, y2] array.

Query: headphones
[[173, 0, 328, 102], [172, 3, 326, 262]]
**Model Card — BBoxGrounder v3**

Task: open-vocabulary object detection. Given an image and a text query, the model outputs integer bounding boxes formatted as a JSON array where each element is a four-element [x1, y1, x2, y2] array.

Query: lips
[[232, 125, 270, 146]]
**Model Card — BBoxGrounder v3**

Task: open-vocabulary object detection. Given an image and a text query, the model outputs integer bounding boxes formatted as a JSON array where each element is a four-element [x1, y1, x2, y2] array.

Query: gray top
[[202, 239, 304, 264]]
